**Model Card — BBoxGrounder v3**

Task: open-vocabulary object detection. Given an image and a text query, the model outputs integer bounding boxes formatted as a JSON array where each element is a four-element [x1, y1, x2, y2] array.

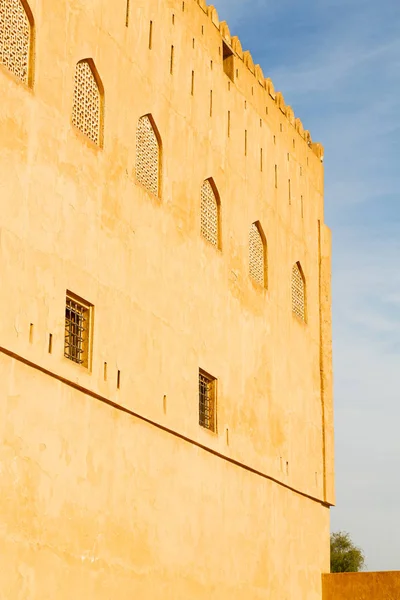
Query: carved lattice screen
[[72, 60, 101, 145], [0, 0, 31, 84], [249, 223, 265, 286], [292, 263, 305, 320], [200, 180, 218, 247], [136, 115, 159, 196]]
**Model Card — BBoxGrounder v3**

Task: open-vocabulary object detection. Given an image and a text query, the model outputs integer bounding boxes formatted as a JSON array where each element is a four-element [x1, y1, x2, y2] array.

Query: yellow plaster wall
[[0, 0, 334, 597], [0, 354, 330, 599], [323, 572, 400, 600]]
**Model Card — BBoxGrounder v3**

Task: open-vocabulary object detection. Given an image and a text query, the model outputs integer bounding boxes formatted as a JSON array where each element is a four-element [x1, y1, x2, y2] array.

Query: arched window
[[136, 114, 161, 196], [200, 179, 220, 247], [0, 0, 34, 85], [72, 59, 103, 146], [249, 222, 267, 288], [292, 262, 306, 321]]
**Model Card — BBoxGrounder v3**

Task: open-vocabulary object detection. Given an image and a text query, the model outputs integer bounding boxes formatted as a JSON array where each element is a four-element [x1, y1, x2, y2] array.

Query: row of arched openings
[[0, 0, 307, 322]]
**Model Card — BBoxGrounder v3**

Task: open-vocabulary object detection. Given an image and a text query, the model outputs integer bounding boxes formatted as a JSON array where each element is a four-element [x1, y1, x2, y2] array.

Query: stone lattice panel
[[136, 115, 159, 196], [292, 263, 305, 320], [72, 61, 101, 145], [249, 223, 265, 286], [201, 180, 218, 246], [0, 0, 31, 84]]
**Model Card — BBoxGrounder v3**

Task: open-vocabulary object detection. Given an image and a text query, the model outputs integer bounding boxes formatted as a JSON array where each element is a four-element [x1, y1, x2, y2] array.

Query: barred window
[[72, 59, 103, 146], [64, 293, 93, 368], [0, 0, 32, 85], [199, 370, 216, 432], [201, 179, 219, 247], [292, 262, 306, 321], [249, 222, 266, 287], [136, 115, 160, 196]]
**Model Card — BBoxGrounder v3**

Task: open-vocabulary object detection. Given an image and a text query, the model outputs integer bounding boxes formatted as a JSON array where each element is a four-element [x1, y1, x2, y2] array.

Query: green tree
[[330, 531, 365, 573]]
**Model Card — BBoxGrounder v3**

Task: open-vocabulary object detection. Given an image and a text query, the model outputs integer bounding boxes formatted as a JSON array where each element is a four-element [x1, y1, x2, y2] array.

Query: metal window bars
[[64, 297, 88, 365], [199, 371, 216, 432]]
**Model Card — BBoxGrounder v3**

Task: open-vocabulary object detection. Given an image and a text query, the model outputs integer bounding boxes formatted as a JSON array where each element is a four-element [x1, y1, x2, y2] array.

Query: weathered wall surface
[[0, 0, 333, 597], [0, 353, 331, 599], [323, 572, 400, 600]]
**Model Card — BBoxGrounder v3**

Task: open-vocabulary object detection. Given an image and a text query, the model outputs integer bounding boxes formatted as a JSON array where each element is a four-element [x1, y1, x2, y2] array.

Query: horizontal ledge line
[[0, 345, 332, 508]]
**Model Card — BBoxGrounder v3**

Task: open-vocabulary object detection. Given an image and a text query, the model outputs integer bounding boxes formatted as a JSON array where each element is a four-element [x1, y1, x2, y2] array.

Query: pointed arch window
[[0, 0, 34, 85], [249, 222, 267, 288], [292, 262, 306, 321], [72, 59, 104, 146], [200, 179, 220, 248], [136, 114, 161, 196]]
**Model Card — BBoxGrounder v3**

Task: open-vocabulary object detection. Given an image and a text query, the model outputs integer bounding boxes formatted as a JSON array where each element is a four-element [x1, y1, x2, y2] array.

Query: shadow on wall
[[322, 572, 400, 600]]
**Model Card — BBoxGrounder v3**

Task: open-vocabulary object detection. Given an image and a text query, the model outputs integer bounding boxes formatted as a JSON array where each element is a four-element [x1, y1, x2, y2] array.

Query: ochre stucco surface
[[323, 572, 400, 600], [0, 0, 334, 597]]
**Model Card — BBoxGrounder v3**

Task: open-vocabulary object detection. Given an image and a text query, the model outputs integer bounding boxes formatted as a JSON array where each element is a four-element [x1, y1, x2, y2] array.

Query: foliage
[[330, 531, 365, 573]]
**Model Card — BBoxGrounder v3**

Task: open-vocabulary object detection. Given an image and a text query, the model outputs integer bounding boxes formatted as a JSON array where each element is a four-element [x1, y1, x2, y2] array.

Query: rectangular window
[[222, 41, 235, 82], [199, 369, 217, 432], [64, 292, 93, 368]]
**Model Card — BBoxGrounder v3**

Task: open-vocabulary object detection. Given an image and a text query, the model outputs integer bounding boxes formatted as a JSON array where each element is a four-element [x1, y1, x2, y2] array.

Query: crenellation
[[197, 0, 207, 13], [243, 50, 255, 74], [231, 35, 243, 58], [275, 91, 286, 113], [191, 0, 322, 158], [219, 20, 231, 44], [207, 5, 219, 28], [255, 64, 266, 87], [265, 77, 276, 99]]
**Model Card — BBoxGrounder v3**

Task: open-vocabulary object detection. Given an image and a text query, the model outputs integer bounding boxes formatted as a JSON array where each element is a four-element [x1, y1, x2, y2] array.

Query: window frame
[[71, 58, 105, 148], [200, 177, 221, 250], [0, 0, 35, 87], [291, 261, 307, 323], [135, 113, 162, 198], [64, 291, 94, 370], [249, 221, 267, 289], [199, 368, 217, 433]]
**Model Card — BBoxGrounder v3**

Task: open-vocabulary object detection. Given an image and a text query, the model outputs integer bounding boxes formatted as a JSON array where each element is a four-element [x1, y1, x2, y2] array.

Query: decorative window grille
[[199, 370, 216, 432], [64, 294, 92, 367], [72, 60, 102, 145], [0, 0, 31, 84], [249, 223, 265, 287], [292, 263, 306, 321], [200, 179, 219, 247], [136, 115, 160, 196]]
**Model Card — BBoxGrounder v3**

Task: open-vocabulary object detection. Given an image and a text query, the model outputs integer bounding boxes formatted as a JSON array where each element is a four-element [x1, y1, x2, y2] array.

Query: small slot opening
[[125, 0, 130, 27], [48, 334, 53, 354], [117, 370, 121, 390], [104, 362, 107, 381], [149, 21, 153, 49], [29, 323, 34, 344]]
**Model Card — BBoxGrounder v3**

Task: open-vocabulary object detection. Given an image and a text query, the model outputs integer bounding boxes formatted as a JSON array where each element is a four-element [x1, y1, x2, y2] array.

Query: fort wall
[[0, 0, 334, 597]]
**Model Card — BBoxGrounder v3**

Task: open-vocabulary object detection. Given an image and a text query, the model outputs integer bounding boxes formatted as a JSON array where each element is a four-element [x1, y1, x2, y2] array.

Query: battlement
[[195, 0, 324, 160]]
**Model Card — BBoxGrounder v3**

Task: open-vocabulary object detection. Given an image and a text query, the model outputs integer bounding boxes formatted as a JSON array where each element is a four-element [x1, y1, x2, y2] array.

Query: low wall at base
[[323, 571, 400, 600]]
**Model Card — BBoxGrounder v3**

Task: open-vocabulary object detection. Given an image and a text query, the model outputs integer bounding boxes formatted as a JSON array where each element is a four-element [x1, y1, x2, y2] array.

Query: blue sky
[[212, 0, 400, 571]]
